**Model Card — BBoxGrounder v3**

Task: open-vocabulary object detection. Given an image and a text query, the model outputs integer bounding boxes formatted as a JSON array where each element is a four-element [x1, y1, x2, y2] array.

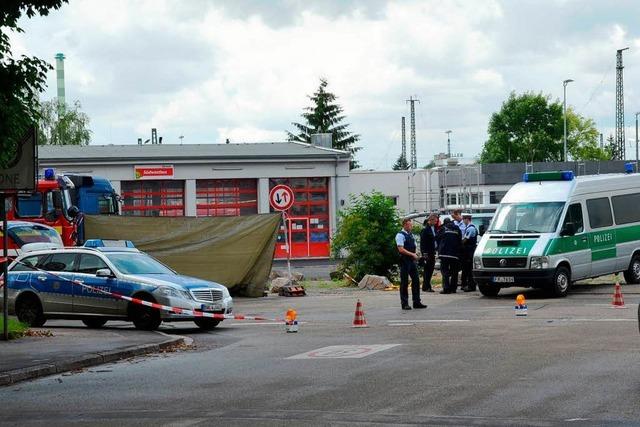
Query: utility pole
[[636, 112, 639, 170], [406, 96, 420, 169], [401, 116, 406, 164], [445, 130, 452, 158], [563, 79, 573, 162], [615, 47, 629, 160]]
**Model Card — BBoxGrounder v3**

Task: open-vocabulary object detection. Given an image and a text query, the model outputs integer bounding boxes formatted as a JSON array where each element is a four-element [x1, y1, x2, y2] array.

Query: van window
[[562, 203, 584, 234], [586, 197, 613, 229], [611, 193, 640, 224]]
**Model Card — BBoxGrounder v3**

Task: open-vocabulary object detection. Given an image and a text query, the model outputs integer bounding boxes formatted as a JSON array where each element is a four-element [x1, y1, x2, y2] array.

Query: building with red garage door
[[38, 141, 350, 260]]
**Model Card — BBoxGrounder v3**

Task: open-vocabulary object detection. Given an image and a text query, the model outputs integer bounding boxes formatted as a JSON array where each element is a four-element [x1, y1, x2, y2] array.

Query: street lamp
[[635, 112, 639, 170], [563, 79, 574, 162], [445, 130, 452, 158]]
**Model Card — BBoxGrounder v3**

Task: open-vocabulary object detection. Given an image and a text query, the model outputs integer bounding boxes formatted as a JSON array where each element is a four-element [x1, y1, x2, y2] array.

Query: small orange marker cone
[[285, 309, 299, 332], [612, 282, 626, 308], [352, 299, 368, 328], [514, 294, 527, 316]]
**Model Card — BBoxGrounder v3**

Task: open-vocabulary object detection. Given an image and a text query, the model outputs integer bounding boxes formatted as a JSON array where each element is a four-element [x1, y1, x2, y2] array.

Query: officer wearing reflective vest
[[396, 218, 427, 310]]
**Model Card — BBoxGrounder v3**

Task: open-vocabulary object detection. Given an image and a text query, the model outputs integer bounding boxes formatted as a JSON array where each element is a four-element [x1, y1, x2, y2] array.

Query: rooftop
[[38, 142, 349, 163]]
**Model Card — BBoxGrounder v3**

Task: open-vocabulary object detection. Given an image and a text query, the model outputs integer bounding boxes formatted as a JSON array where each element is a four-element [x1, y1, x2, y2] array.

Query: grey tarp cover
[[84, 213, 280, 297]]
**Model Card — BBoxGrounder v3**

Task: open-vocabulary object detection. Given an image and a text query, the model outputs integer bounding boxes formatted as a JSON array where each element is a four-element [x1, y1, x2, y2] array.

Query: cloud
[[10, 0, 640, 168]]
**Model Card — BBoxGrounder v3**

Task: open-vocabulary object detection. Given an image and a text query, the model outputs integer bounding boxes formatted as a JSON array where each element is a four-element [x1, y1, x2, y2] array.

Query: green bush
[[332, 192, 400, 281], [0, 317, 29, 340]]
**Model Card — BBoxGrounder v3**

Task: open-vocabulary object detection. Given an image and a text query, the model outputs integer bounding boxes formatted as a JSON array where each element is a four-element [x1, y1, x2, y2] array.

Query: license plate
[[492, 276, 515, 283], [201, 303, 223, 312]]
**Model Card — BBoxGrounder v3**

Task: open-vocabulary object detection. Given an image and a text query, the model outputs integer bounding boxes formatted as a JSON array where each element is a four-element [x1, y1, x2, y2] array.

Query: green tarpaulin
[[84, 213, 280, 297]]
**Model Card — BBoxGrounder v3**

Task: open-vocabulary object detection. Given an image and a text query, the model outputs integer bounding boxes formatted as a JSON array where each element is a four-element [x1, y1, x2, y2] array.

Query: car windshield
[[489, 202, 565, 234], [105, 253, 175, 275], [7, 225, 63, 246]]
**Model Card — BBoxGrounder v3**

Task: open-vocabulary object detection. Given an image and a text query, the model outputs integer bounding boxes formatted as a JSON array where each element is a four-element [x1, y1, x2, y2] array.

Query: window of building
[[121, 180, 184, 217], [586, 197, 613, 229], [446, 193, 457, 205], [612, 193, 640, 225], [386, 196, 399, 206], [489, 191, 507, 204], [471, 193, 483, 205], [196, 179, 258, 217]]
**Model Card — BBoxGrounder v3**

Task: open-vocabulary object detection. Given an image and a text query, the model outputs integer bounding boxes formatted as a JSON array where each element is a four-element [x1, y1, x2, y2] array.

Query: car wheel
[[82, 318, 108, 329], [623, 255, 640, 284], [550, 266, 571, 297], [478, 283, 500, 297], [129, 295, 162, 331], [194, 318, 220, 331], [15, 294, 46, 327]]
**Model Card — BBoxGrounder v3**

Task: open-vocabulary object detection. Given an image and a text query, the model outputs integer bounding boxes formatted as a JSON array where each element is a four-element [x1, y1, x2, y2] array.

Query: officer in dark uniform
[[460, 213, 478, 292], [436, 218, 462, 294], [396, 218, 427, 310], [420, 213, 438, 292]]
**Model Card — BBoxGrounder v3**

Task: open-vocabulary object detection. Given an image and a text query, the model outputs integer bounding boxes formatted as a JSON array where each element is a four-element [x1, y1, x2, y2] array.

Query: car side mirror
[[560, 222, 576, 237], [96, 268, 114, 278], [67, 205, 80, 218]]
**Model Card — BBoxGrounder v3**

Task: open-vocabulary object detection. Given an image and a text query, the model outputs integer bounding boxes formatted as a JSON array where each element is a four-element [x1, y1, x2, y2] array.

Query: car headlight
[[473, 256, 482, 269], [156, 287, 181, 298], [530, 256, 549, 269]]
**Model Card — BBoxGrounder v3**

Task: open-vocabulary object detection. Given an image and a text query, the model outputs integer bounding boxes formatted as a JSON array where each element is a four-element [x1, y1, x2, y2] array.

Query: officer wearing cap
[[396, 218, 427, 310], [460, 213, 478, 292]]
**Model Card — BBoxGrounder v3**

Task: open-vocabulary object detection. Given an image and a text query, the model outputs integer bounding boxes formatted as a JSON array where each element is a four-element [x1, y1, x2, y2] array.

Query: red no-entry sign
[[269, 185, 295, 211]]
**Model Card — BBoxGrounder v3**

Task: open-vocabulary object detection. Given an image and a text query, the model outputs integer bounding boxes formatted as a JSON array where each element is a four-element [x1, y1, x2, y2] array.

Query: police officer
[[420, 213, 438, 292], [460, 213, 478, 292], [436, 218, 462, 294], [396, 218, 427, 310]]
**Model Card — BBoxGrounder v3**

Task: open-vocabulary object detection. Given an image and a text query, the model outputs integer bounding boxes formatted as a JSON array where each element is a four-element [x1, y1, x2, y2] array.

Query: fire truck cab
[[5, 168, 79, 246]]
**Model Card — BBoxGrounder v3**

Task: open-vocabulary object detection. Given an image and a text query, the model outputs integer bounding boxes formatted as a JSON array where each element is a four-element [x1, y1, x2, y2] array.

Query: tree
[[38, 99, 91, 145], [480, 92, 563, 163], [287, 78, 361, 169], [566, 109, 610, 161], [332, 192, 400, 281], [392, 154, 409, 170], [0, 1, 68, 167]]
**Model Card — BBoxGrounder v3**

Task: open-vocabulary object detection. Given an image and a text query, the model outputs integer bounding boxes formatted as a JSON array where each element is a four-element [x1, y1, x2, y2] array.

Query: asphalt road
[[2, 285, 639, 426]]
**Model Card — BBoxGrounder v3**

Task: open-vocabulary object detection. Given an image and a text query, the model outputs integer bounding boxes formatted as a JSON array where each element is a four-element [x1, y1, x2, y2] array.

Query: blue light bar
[[44, 168, 56, 180], [625, 163, 634, 174], [522, 171, 574, 182], [84, 239, 136, 248]]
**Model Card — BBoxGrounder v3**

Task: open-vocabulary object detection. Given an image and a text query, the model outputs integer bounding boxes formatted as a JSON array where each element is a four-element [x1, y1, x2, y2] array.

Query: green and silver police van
[[473, 171, 640, 297]]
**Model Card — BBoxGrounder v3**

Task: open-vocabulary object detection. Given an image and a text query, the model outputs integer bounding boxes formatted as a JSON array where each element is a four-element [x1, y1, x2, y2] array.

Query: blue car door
[[73, 253, 125, 315], [37, 253, 78, 314]]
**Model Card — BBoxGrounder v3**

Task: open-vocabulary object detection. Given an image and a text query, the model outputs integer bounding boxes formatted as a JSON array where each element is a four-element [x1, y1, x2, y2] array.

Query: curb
[[0, 336, 185, 387]]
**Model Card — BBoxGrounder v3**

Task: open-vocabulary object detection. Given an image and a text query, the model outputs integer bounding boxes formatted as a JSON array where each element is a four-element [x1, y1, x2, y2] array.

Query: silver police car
[[1, 246, 233, 331]]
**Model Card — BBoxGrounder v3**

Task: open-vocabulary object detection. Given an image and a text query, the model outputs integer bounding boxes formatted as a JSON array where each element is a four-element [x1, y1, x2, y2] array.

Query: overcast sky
[[10, 0, 640, 169]]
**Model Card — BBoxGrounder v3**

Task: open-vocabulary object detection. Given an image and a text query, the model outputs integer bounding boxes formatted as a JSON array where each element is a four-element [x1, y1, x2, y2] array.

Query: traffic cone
[[612, 282, 626, 308], [514, 294, 527, 317], [352, 299, 368, 328]]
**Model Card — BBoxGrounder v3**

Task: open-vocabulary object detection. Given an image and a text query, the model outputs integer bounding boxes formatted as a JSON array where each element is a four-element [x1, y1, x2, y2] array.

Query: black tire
[[623, 255, 640, 284], [550, 266, 571, 297], [129, 295, 162, 331], [194, 318, 221, 331], [82, 318, 108, 329], [478, 283, 500, 297], [15, 294, 46, 327]]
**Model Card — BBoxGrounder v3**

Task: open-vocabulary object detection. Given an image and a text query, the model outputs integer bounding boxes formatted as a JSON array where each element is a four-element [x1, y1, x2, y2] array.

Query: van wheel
[[15, 294, 46, 327], [194, 318, 220, 330], [623, 256, 640, 284], [478, 283, 500, 297], [82, 318, 108, 328], [550, 266, 571, 297], [129, 295, 162, 331]]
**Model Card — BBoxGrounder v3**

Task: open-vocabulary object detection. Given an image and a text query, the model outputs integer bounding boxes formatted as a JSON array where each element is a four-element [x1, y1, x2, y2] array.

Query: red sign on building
[[134, 165, 174, 180]]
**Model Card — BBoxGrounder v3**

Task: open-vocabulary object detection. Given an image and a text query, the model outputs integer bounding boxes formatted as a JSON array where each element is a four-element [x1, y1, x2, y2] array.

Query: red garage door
[[196, 179, 258, 216], [121, 180, 184, 216], [270, 177, 330, 259]]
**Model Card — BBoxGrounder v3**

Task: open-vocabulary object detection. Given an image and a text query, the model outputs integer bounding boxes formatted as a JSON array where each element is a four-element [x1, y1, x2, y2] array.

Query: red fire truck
[[4, 169, 79, 246]]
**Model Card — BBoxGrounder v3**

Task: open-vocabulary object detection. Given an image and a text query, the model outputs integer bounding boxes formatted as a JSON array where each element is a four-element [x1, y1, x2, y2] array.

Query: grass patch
[[0, 316, 29, 340]]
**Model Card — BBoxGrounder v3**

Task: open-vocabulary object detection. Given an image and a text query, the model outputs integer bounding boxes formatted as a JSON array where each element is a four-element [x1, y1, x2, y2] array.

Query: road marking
[[287, 344, 400, 359], [225, 322, 303, 326], [388, 319, 470, 323]]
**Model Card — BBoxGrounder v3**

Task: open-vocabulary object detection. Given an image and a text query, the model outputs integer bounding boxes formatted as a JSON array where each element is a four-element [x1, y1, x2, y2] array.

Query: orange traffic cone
[[612, 281, 626, 308], [352, 299, 368, 328]]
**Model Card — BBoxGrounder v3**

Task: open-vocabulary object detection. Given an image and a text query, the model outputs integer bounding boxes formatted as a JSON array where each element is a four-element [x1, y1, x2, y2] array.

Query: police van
[[473, 171, 640, 297]]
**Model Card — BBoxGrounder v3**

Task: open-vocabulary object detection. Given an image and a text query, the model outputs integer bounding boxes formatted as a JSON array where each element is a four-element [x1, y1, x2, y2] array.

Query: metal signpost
[[269, 185, 295, 285], [0, 126, 37, 340]]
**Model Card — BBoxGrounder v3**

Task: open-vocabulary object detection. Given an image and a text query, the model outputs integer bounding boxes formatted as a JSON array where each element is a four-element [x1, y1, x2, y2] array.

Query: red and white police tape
[[5, 257, 283, 322]]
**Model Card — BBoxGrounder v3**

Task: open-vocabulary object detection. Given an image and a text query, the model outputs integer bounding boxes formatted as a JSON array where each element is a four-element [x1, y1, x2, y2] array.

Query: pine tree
[[287, 78, 361, 169], [392, 154, 409, 170]]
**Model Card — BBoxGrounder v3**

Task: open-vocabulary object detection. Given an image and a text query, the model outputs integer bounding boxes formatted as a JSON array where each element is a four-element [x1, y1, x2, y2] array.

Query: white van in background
[[473, 171, 640, 297]]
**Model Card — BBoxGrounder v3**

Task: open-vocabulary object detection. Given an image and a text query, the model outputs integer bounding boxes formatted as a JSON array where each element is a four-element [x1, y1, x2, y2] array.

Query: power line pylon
[[406, 96, 420, 169], [401, 116, 406, 164], [615, 47, 629, 160]]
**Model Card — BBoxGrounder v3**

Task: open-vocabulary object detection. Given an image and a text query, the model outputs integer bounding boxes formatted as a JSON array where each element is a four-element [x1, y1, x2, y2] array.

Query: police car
[[1, 246, 233, 331]]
